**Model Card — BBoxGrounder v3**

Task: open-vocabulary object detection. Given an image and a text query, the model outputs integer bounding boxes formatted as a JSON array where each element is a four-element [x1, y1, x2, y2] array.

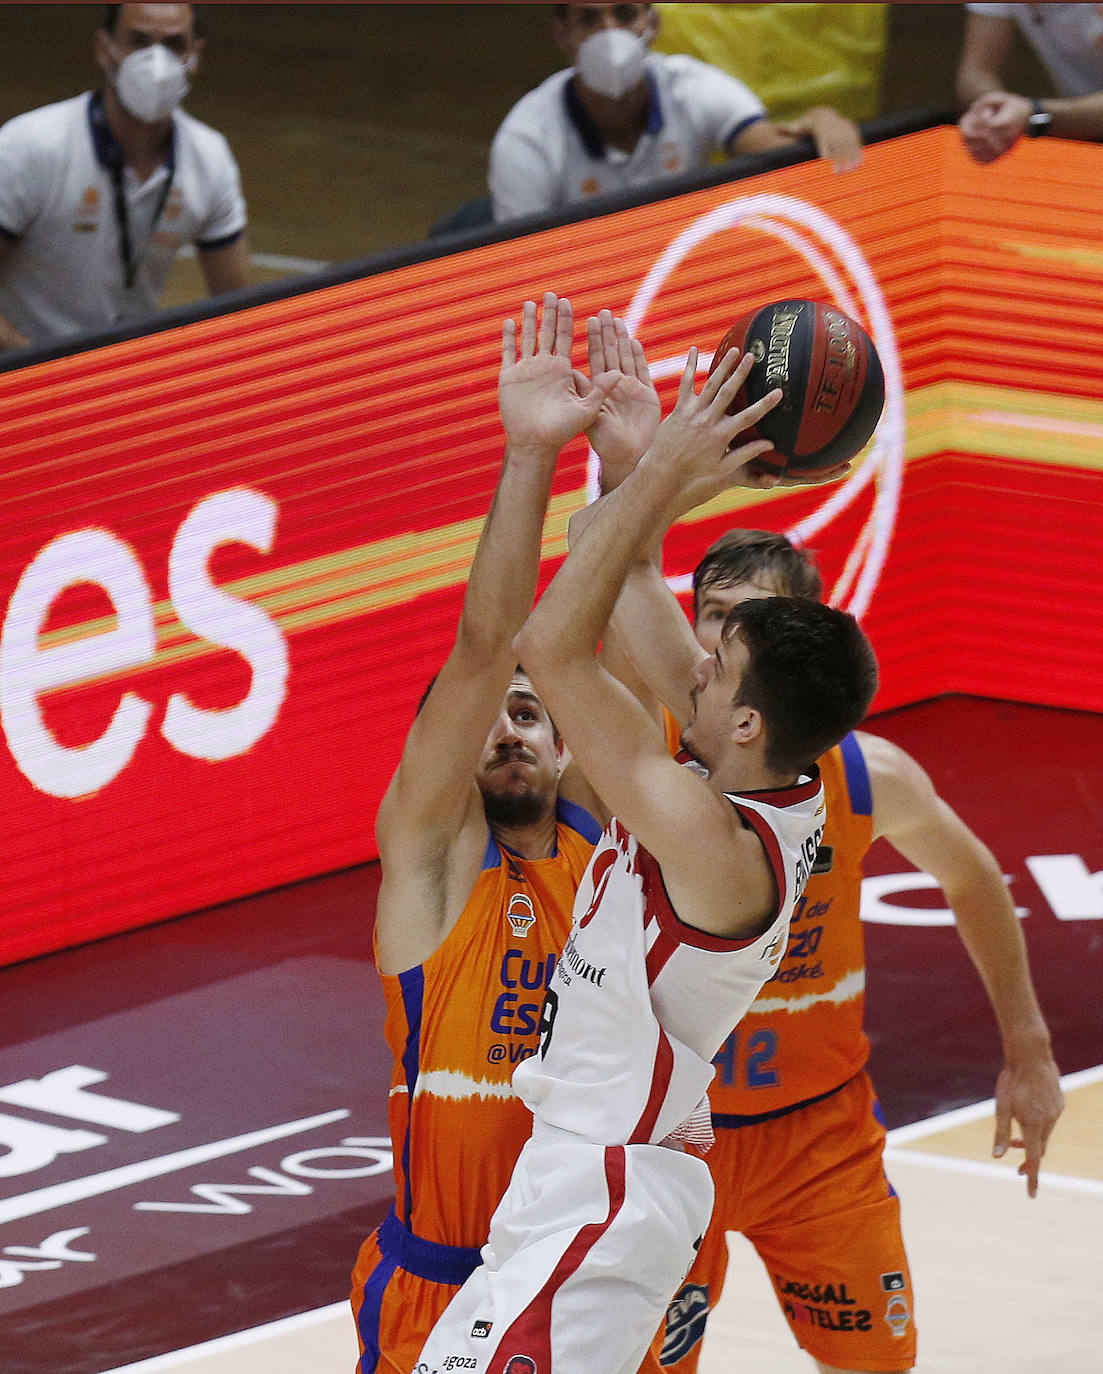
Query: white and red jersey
[[512, 768, 825, 1148]]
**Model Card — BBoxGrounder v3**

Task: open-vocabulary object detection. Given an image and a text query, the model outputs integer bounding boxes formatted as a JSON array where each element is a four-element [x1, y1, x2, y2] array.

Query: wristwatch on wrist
[[1026, 99, 1052, 137]]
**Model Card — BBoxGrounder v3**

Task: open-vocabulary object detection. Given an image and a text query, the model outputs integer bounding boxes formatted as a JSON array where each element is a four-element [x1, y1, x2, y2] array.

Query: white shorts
[[413, 1121, 714, 1374]]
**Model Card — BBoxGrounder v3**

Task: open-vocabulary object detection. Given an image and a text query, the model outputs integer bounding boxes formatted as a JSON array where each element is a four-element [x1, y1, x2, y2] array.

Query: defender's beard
[[482, 785, 549, 829]]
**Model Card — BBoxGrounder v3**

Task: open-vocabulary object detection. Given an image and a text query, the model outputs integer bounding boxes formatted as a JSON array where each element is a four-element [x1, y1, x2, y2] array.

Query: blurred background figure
[[488, 2, 863, 225], [0, 2, 248, 350], [654, 2, 888, 123], [957, 2, 1103, 163]]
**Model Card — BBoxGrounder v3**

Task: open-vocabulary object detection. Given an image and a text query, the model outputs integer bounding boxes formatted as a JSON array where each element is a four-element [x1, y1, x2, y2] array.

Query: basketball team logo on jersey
[[660, 1282, 710, 1365], [506, 892, 536, 938], [884, 1293, 911, 1339]]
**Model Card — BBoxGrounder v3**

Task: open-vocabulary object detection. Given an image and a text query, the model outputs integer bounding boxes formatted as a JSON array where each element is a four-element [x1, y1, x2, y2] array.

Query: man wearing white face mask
[[0, 3, 248, 351], [488, 3, 863, 225]]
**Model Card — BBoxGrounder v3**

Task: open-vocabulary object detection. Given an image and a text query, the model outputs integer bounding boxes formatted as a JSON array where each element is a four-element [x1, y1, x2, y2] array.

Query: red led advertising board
[[1, 126, 1101, 964]]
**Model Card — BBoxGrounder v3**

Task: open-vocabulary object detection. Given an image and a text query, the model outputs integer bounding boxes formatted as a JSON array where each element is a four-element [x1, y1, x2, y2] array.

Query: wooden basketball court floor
[[94, 1069, 1103, 1374]]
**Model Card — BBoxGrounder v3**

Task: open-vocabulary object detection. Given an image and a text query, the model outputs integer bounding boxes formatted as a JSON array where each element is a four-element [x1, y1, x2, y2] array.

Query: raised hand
[[640, 345, 780, 513], [584, 310, 662, 491], [499, 293, 614, 456]]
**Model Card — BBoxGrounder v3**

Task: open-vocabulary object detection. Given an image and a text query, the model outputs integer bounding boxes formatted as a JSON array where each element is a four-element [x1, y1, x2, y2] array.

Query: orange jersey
[[710, 734, 873, 1115], [662, 711, 873, 1115], [379, 797, 599, 1248]]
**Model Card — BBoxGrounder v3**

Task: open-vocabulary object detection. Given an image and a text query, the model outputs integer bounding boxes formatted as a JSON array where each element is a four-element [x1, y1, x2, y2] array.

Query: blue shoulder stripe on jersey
[[556, 795, 602, 844], [840, 731, 872, 816], [397, 965, 424, 1224], [481, 831, 501, 870]]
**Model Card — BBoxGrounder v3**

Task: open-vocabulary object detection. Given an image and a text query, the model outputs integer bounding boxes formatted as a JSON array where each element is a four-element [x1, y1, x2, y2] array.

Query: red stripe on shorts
[[629, 1026, 674, 1144], [485, 1146, 628, 1373]]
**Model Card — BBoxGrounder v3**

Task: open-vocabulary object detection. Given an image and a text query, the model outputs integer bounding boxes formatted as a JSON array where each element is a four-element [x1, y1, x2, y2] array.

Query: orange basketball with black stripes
[[709, 299, 884, 473]]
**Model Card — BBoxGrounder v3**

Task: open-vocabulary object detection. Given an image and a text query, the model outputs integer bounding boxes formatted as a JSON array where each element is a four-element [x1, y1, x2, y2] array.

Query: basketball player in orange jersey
[[350, 293, 673, 1374], [579, 463, 1065, 1367]]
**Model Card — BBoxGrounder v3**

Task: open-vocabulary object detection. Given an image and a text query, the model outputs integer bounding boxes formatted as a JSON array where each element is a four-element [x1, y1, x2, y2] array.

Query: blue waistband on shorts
[[377, 1206, 484, 1286], [711, 1077, 850, 1129]]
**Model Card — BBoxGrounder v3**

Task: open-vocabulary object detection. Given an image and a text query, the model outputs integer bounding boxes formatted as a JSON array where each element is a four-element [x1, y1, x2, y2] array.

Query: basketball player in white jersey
[[412, 322, 879, 1374]]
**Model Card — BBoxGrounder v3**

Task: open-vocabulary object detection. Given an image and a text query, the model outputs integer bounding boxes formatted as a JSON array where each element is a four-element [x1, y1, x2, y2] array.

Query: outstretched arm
[[376, 295, 611, 967], [517, 349, 786, 938], [860, 730, 1064, 1196]]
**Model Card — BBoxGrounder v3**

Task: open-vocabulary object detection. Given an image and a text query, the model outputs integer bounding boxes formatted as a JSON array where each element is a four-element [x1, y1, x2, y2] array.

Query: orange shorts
[[649, 1072, 915, 1373], [350, 1213, 472, 1374]]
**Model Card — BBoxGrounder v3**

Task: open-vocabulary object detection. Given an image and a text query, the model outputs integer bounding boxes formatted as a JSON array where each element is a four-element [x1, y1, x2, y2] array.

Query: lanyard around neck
[[108, 157, 175, 289], [91, 93, 177, 290]]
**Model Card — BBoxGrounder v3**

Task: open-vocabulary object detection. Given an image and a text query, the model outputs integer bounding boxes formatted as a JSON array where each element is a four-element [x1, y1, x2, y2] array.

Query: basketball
[[709, 299, 885, 473]]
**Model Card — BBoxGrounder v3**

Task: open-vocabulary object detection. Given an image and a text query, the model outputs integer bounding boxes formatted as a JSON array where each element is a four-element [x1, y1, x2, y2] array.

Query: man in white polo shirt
[[489, 3, 862, 224], [0, 3, 248, 351]]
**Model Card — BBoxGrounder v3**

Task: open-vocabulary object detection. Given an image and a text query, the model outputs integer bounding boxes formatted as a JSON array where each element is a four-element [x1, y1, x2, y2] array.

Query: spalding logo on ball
[[709, 299, 885, 473]]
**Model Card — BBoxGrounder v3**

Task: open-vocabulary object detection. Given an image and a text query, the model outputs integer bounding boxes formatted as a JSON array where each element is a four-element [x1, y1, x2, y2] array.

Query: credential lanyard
[[108, 150, 175, 290]]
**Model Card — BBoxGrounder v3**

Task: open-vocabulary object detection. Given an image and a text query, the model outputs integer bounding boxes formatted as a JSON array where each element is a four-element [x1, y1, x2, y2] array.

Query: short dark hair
[[724, 596, 877, 776], [693, 529, 822, 620], [103, 5, 202, 37], [553, 4, 653, 22]]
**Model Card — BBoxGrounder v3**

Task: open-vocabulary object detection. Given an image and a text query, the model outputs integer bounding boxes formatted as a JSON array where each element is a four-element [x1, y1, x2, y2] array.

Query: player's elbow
[[513, 618, 571, 692], [512, 621, 541, 673]]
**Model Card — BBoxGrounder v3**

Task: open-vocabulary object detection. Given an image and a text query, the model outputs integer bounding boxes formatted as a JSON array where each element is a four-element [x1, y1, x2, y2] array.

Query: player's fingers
[[613, 317, 635, 375], [595, 309, 616, 373], [724, 385, 782, 441], [519, 299, 538, 358], [587, 315, 603, 377], [501, 316, 518, 368], [1020, 1129, 1044, 1198], [551, 293, 572, 357], [727, 439, 781, 477], [778, 462, 852, 487], [992, 1093, 1012, 1158], [676, 347, 699, 406], [630, 336, 653, 387], [698, 346, 742, 407]]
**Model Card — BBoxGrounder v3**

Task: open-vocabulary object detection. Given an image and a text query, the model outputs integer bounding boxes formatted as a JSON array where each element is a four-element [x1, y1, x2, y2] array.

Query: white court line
[[99, 1303, 349, 1374], [883, 1148, 1103, 1196], [98, 1064, 1103, 1374], [884, 1061, 1103, 1145], [0, 1110, 349, 1225]]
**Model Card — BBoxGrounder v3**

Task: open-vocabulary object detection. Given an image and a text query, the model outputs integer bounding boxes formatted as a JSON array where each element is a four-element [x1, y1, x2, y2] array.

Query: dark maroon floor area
[[1, 696, 1100, 1374]]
